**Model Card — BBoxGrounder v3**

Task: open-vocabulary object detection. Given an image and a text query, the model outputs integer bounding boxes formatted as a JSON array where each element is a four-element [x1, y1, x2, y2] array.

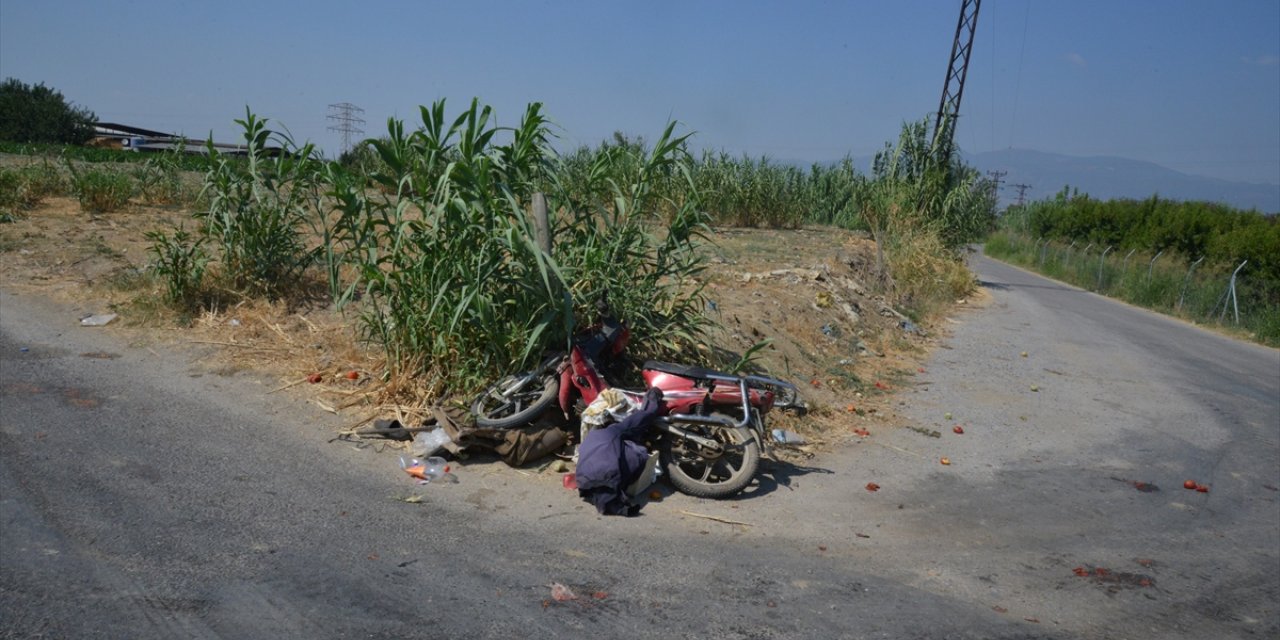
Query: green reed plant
[[197, 109, 320, 298], [319, 99, 709, 394], [133, 143, 193, 206], [67, 162, 133, 213], [144, 226, 209, 307]]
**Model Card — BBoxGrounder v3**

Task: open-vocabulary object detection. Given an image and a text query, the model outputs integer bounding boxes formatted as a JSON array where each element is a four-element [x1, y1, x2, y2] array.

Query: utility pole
[[986, 169, 1007, 199], [326, 102, 365, 157], [1012, 183, 1032, 207], [934, 0, 982, 158]]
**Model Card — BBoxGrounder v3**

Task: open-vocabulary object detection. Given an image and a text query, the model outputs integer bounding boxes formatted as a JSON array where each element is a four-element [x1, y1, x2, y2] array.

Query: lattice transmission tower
[[934, 0, 982, 158], [326, 102, 365, 156]]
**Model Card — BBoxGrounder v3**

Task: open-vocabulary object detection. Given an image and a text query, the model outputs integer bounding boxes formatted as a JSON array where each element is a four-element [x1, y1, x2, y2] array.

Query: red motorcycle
[[471, 305, 803, 498]]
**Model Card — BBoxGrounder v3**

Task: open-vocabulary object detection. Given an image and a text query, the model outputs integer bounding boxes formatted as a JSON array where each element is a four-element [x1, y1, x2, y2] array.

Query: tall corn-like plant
[[323, 100, 710, 394], [864, 118, 995, 270], [327, 99, 570, 392], [549, 121, 711, 358], [197, 109, 320, 298]]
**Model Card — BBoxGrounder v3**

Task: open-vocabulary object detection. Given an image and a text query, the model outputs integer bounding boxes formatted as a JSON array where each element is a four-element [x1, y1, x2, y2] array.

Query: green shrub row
[[0, 139, 216, 172], [1000, 188, 1280, 287], [986, 231, 1279, 346]]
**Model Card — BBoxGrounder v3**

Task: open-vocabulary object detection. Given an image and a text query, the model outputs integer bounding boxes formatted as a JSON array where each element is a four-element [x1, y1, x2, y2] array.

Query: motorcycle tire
[[471, 372, 560, 429], [661, 415, 760, 499]]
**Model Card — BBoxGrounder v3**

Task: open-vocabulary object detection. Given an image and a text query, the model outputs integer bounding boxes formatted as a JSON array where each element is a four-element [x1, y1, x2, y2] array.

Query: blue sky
[[2, 0, 1277, 184]]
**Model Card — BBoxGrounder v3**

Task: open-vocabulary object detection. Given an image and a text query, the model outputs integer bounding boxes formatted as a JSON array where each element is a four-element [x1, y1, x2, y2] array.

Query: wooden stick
[[295, 314, 319, 333], [679, 510, 752, 526], [336, 413, 378, 434], [870, 440, 923, 458], [187, 340, 286, 351], [268, 377, 309, 394], [268, 322, 296, 345]]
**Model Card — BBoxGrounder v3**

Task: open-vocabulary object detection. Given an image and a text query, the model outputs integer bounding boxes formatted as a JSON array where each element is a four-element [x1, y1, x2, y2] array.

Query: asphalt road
[[1, 253, 1277, 639]]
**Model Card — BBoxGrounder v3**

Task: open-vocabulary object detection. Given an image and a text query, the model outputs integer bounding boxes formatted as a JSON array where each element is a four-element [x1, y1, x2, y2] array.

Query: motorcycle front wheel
[[471, 371, 560, 429], [661, 415, 760, 498]]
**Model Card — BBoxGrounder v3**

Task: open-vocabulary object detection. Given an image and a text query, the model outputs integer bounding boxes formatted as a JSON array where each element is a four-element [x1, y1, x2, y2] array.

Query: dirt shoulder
[[0, 191, 964, 447]]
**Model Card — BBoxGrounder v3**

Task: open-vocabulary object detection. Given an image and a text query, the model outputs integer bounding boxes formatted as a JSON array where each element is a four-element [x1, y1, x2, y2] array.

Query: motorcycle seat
[[643, 360, 732, 381]]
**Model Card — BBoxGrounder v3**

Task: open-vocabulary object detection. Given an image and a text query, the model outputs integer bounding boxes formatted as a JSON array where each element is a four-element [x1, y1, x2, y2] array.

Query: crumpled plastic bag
[[580, 388, 637, 429], [576, 388, 639, 463]]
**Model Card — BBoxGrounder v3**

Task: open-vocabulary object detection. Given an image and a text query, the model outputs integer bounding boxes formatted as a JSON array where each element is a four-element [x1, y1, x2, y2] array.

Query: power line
[[326, 102, 365, 156], [1008, 1, 1031, 149]]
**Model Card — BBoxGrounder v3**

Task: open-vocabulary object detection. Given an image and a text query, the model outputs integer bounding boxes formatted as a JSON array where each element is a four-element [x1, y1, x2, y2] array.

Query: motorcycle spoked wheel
[[471, 372, 560, 429], [660, 414, 760, 499]]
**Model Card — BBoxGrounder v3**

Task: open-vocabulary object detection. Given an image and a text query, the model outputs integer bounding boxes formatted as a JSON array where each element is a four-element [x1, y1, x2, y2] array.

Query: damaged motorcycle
[[471, 302, 805, 498]]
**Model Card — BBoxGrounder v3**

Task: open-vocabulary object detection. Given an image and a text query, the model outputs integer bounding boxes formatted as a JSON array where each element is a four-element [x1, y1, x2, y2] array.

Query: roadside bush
[[18, 161, 68, 200], [986, 230, 1280, 347], [144, 227, 209, 307], [322, 99, 709, 393], [197, 110, 320, 298], [70, 166, 133, 213], [133, 157, 191, 206], [0, 140, 214, 172], [0, 162, 68, 219], [0, 169, 23, 221]]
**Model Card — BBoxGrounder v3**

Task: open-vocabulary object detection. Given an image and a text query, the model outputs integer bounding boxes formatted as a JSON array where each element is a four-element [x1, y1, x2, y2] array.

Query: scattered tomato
[[1183, 480, 1198, 490], [1138, 578, 1152, 587], [1196, 485, 1209, 493], [865, 482, 880, 492], [952, 425, 965, 434], [1072, 567, 1089, 577], [649, 490, 663, 501], [818, 545, 828, 551], [852, 427, 871, 437], [307, 373, 322, 384], [846, 403, 857, 413], [810, 378, 821, 388], [345, 370, 359, 380], [592, 591, 608, 600]]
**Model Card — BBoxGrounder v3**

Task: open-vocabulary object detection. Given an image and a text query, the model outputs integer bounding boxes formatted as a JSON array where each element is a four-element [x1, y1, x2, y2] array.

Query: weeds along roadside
[[0, 143, 199, 221], [985, 230, 1280, 347], [112, 104, 993, 403], [137, 100, 712, 399]]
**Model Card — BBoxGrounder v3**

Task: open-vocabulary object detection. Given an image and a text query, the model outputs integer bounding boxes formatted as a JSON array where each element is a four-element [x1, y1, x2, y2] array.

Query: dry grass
[[2, 192, 966, 449]]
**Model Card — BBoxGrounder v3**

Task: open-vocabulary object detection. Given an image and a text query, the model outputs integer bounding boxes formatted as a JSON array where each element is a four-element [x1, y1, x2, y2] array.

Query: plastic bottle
[[421, 456, 449, 480], [399, 456, 458, 484]]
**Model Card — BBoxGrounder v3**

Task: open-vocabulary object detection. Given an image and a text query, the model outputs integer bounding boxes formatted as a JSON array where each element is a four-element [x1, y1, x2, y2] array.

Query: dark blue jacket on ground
[[576, 387, 663, 516]]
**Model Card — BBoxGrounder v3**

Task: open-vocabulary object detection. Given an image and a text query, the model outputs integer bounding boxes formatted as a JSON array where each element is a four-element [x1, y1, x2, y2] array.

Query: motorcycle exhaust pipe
[[654, 418, 725, 449]]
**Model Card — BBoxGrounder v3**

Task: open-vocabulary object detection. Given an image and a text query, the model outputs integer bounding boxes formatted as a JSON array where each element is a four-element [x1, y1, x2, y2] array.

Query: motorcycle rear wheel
[[471, 372, 560, 429], [661, 414, 759, 498]]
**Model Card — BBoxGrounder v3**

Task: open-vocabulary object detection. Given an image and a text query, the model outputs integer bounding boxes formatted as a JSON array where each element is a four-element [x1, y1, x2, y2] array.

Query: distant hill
[[963, 149, 1280, 214]]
